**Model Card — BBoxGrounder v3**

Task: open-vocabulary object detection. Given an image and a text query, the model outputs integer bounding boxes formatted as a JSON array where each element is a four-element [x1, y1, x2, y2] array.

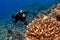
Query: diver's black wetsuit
[[12, 12, 26, 23]]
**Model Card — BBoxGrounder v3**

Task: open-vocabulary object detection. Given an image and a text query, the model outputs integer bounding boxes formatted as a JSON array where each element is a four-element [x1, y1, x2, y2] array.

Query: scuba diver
[[12, 10, 27, 24]]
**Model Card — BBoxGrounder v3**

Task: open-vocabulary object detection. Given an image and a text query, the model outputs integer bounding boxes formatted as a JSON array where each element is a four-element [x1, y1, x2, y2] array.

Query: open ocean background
[[0, 0, 60, 21]]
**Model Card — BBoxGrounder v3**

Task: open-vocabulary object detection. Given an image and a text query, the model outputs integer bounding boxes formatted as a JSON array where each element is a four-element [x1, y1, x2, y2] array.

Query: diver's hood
[[20, 10, 23, 13]]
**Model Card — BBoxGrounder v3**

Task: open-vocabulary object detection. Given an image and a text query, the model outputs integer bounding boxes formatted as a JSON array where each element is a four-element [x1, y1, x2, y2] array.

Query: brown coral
[[25, 17, 60, 40], [24, 3, 60, 40]]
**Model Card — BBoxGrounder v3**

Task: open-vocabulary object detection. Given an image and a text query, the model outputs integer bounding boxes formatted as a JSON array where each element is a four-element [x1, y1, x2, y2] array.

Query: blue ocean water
[[0, 0, 60, 21]]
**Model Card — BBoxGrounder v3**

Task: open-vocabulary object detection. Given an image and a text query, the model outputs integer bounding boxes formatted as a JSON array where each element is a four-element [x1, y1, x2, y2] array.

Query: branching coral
[[24, 3, 60, 40], [25, 17, 60, 40]]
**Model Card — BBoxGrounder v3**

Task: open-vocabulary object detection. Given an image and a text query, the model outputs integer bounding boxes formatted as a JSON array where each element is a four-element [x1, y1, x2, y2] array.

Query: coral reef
[[24, 3, 60, 40], [0, 24, 25, 40], [0, 2, 60, 40], [25, 17, 60, 40]]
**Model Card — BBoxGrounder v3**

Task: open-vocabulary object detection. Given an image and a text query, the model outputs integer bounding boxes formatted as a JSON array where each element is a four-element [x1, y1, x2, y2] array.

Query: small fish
[[8, 29, 13, 34]]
